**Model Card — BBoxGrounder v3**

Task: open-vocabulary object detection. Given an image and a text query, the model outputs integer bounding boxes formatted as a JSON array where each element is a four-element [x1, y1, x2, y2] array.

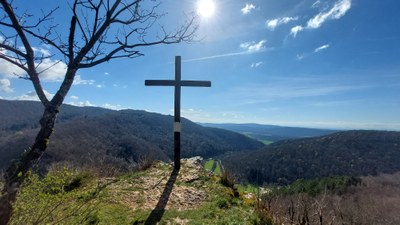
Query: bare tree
[[0, 0, 198, 223]]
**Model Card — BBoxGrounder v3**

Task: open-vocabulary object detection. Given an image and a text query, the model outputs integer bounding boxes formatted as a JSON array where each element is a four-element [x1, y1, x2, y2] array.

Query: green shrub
[[215, 197, 230, 209], [10, 167, 100, 225]]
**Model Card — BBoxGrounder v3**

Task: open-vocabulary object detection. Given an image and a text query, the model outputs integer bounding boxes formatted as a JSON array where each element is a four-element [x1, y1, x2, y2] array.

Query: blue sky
[[1, 0, 400, 130]]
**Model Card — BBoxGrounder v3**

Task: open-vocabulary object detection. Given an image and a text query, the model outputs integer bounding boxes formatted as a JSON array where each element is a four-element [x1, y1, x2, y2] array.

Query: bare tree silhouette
[[0, 0, 197, 223]]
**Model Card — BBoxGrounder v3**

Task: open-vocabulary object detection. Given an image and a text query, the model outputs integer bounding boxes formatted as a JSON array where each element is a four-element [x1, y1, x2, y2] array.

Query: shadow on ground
[[143, 168, 179, 225]]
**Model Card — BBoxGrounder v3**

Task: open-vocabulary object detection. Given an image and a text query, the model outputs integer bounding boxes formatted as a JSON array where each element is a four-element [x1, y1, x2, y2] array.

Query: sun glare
[[197, 0, 216, 18]]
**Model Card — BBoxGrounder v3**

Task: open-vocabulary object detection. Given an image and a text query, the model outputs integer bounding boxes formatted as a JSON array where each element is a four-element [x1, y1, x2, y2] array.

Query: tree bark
[[0, 104, 60, 225]]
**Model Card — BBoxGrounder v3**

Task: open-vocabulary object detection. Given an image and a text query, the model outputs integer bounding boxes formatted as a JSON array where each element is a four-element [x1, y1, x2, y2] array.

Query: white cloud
[[314, 44, 330, 53], [0, 78, 13, 93], [266, 17, 298, 30], [251, 62, 263, 68], [240, 40, 267, 53], [0, 52, 26, 78], [68, 100, 96, 107], [307, 0, 351, 29], [102, 103, 125, 110], [32, 47, 51, 57], [70, 95, 79, 100], [104, 72, 109, 75], [37, 59, 67, 82], [0, 47, 67, 81], [290, 25, 304, 37], [96, 84, 104, 88], [73, 75, 95, 85], [241, 3, 256, 15], [13, 90, 54, 101]]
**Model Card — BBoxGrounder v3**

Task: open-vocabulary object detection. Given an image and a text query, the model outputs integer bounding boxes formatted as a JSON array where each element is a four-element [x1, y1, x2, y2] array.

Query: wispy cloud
[[307, 0, 351, 29], [240, 40, 267, 52], [312, 0, 321, 8], [296, 54, 305, 60], [297, 44, 331, 60], [314, 44, 330, 53], [266, 17, 298, 30], [73, 75, 95, 85], [291, 0, 351, 37], [251, 62, 263, 68], [185, 40, 268, 62], [241, 3, 256, 15], [184, 52, 250, 62], [226, 76, 371, 105]]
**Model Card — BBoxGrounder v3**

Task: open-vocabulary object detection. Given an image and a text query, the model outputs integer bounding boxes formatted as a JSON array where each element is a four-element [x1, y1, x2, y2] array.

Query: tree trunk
[[0, 105, 60, 225]]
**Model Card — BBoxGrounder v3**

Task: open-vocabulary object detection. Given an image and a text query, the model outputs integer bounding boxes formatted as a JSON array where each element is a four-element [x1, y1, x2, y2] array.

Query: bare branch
[[23, 7, 59, 29], [0, 42, 27, 57], [37, 60, 62, 75], [0, 0, 49, 105], [68, 15, 77, 63], [0, 54, 28, 73]]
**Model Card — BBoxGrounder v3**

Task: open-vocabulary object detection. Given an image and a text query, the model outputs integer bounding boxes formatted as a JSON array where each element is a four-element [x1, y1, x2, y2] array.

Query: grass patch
[[204, 159, 215, 171], [236, 183, 259, 194], [214, 161, 222, 175], [11, 162, 271, 225], [204, 159, 222, 176]]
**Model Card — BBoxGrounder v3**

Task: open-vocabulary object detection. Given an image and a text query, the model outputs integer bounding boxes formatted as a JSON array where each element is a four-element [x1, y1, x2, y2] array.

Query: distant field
[[204, 159, 223, 176], [242, 132, 274, 145], [259, 140, 274, 145]]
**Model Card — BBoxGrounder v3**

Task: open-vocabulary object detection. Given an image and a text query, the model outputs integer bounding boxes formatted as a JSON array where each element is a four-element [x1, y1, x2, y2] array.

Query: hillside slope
[[10, 157, 264, 224], [222, 130, 400, 185], [0, 100, 263, 171]]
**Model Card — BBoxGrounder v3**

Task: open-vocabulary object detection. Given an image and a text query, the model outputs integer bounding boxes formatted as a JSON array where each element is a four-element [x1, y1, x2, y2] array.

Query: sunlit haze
[[196, 0, 216, 18]]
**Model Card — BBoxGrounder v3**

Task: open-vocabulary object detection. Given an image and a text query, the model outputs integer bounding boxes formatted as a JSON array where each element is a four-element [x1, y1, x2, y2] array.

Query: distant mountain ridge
[[0, 100, 263, 172], [201, 123, 339, 142], [222, 130, 400, 185]]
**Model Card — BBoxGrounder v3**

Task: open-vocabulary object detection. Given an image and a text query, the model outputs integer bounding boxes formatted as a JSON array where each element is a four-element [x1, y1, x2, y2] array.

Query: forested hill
[[0, 100, 263, 172], [222, 130, 400, 185]]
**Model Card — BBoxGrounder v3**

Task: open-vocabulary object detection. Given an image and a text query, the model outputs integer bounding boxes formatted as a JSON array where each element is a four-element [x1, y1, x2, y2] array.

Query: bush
[[10, 167, 101, 225]]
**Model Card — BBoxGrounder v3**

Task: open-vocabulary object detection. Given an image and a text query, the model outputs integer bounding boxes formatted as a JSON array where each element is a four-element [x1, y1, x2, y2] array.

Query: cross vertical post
[[145, 56, 211, 170], [174, 56, 182, 170]]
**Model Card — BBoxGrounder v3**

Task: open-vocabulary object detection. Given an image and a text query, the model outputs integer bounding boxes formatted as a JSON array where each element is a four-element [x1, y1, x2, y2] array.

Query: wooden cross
[[145, 56, 211, 170]]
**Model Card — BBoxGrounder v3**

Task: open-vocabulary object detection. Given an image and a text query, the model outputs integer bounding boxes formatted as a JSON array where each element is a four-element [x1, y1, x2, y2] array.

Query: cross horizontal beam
[[145, 80, 211, 87]]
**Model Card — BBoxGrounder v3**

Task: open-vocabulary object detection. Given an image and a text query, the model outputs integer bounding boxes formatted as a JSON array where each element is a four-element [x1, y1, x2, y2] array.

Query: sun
[[196, 0, 216, 18]]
